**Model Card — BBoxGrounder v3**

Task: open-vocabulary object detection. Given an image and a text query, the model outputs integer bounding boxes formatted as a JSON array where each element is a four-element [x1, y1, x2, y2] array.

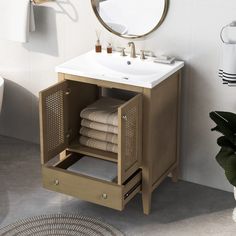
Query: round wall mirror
[[91, 0, 169, 39]]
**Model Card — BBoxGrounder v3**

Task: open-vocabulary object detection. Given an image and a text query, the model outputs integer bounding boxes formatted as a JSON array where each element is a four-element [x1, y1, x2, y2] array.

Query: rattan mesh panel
[[46, 90, 65, 153], [124, 106, 137, 171]]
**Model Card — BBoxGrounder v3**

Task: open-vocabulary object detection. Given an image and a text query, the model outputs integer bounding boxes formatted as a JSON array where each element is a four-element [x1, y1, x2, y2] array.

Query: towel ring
[[220, 21, 236, 44]]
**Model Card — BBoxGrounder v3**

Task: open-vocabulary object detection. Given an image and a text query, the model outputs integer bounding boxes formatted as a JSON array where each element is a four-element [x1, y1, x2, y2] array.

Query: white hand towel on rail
[[219, 44, 236, 85], [0, 0, 35, 43]]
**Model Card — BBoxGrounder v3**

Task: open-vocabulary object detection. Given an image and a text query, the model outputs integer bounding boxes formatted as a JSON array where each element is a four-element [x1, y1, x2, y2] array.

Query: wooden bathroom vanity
[[39, 52, 184, 215]]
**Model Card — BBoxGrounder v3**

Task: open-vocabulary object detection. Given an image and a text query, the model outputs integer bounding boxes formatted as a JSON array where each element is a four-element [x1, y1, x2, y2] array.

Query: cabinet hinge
[[65, 88, 71, 96], [65, 129, 72, 139]]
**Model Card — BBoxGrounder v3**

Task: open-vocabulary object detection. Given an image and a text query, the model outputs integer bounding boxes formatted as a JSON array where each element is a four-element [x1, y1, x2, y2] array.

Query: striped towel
[[219, 43, 236, 86]]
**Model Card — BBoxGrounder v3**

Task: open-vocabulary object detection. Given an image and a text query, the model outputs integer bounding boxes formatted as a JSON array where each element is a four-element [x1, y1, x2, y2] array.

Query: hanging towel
[[81, 119, 118, 134], [219, 44, 236, 86], [0, 0, 35, 43], [80, 97, 124, 126], [80, 127, 118, 144]]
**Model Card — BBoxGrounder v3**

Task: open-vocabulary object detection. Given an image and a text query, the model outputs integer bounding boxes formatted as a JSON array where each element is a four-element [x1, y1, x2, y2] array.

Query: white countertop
[[56, 51, 184, 89]]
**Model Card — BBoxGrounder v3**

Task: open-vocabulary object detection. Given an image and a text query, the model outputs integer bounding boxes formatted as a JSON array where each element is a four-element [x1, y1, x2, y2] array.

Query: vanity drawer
[[42, 165, 142, 211]]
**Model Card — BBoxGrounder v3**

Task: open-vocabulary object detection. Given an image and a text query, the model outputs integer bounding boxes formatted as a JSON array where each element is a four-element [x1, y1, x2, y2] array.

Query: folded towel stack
[[79, 97, 125, 153]]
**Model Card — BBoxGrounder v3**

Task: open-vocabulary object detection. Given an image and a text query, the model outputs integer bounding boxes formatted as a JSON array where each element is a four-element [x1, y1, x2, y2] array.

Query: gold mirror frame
[[91, 0, 169, 39]]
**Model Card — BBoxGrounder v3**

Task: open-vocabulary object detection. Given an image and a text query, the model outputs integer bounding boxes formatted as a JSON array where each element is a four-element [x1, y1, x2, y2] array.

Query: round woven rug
[[0, 214, 124, 236]]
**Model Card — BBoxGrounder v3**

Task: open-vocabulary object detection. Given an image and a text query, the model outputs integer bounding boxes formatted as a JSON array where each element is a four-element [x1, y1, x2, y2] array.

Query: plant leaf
[[216, 146, 235, 169], [225, 154, 236, 187], [217, 136, 236, 150], [209, 111, 236, 144], [215, 111, 236, 133]]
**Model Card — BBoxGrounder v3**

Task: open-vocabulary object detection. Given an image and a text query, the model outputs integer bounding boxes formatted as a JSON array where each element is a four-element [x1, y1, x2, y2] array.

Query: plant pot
[[233, 187, 236, 222]]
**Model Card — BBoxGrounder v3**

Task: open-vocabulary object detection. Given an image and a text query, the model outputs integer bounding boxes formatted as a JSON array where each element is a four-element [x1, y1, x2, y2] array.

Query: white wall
[[0, 0, 235, 192]]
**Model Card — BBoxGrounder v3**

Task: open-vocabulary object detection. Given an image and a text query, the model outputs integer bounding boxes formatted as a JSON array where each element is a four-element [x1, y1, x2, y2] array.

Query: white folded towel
[[0, 0, 35, 43], [219, 44, 236, 85]]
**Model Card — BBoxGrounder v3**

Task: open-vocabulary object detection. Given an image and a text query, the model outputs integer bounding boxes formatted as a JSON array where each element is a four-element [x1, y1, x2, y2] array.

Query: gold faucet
[[128, 42, 136, 58]]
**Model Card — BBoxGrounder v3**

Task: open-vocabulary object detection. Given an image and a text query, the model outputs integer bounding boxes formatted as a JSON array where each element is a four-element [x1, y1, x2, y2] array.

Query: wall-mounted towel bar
[[31, 0, 54, 4]]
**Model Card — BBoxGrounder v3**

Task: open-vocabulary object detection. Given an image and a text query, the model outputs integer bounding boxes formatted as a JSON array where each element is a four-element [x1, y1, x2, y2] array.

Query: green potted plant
[[210, 111, 236, 221]]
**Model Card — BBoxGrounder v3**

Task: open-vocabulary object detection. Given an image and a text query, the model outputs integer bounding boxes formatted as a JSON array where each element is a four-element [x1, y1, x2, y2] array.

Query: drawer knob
[[122, 115, 127, 121], [54, 179, 59, 186], [101, 193, 108, 200]]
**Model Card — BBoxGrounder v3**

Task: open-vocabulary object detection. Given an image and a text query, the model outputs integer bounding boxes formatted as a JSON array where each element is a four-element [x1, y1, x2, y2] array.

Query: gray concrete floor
[[0, 135, 236, 236]]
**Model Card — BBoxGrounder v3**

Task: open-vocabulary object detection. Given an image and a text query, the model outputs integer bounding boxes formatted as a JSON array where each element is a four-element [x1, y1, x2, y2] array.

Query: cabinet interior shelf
[[67, 141, 118, 163]]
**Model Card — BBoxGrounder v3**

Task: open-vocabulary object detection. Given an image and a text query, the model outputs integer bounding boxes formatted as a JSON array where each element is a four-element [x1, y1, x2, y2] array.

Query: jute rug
[[0, 214, 124, 236]]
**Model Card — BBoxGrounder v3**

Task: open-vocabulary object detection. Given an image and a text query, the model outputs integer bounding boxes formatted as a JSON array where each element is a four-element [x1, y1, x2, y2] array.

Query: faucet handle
[[140, 50, 150, 60], [117, 47, 127, 57]]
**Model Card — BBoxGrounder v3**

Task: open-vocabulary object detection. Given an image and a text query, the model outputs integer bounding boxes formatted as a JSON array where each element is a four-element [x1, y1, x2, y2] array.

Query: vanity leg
[[142, 190, 152, 215], [142, 183, 152, 215], [171, 166, 179, 182]]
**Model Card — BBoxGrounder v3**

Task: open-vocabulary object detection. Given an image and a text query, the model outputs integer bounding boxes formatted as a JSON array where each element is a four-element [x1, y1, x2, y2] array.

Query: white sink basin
[[94, 54, 162, 76], [56, 51, 184, 88]]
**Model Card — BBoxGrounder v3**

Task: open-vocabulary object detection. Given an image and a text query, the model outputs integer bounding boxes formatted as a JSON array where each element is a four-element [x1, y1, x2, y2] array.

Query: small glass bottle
[[107, 43, 112, 54], [95, 39, 102, 53]]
